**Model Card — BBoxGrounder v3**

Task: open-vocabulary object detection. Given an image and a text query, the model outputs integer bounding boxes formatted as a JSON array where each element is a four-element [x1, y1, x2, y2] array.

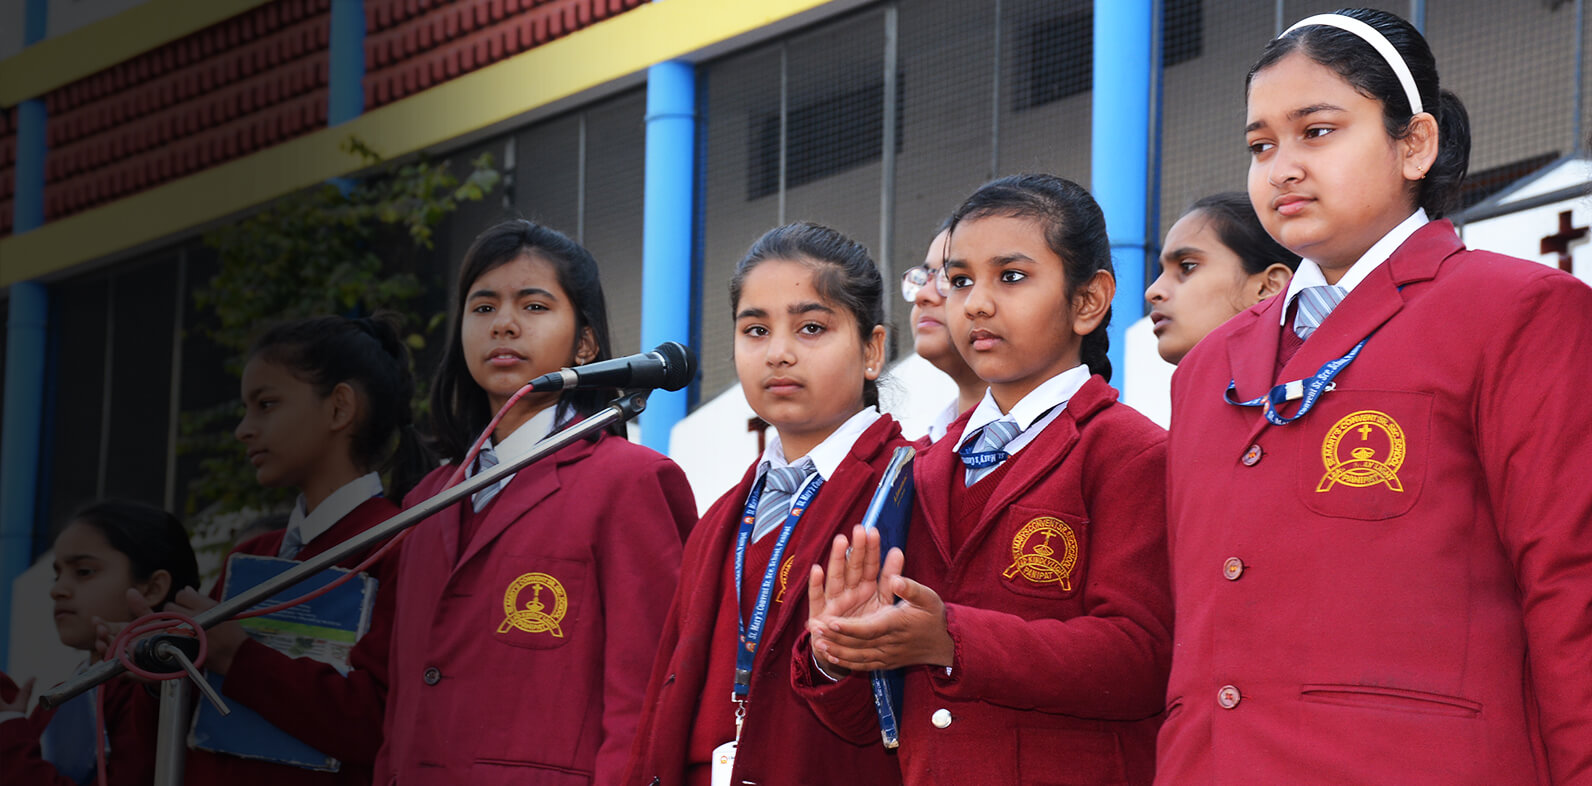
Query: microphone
[[527, 342, 696, 393]]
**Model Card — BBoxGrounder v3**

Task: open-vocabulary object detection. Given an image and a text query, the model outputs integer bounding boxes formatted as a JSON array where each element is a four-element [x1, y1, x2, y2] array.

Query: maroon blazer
[[1158, 221, 1592, 785], [797, 377, 1172, 786], [188, 495, 404, 785], [1, 669, 157, 786], [376, 432, 695, 786], [625, 415, 909, 786]]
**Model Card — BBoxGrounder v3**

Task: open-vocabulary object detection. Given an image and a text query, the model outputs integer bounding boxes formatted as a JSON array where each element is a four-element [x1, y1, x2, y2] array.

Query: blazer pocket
[[1296, 390, 1431, 521], [471, 758, 592, 786], [491, 554, 589, 650], [1299, 683, 1481, 718], [997, 504, 1089, 602], [1017, 727, 1128, 786]]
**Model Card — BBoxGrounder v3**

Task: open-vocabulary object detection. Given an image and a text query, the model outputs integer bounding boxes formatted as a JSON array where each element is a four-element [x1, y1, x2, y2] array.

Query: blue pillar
[[2, 0, 53, 668], [639, 61, 697, 454], [1091, 0, 1152, 387], [328, 0, 366, 125]]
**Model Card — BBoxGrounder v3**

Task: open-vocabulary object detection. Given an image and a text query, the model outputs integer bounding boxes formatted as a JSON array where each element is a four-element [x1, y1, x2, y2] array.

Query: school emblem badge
[[1002, 517, 1079, 591], [1317, 409, 1406, 492], [498, 572, 568, 637]]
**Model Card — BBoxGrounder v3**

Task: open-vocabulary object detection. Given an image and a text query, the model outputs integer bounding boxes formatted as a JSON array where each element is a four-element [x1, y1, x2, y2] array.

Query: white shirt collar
[[953, 364, 1091, 453], [1281, 208, 1429, 325], [759, 407, 882, 482], [926, 397, 962, 443], [474, 403, 565, 475], [286, 472, 385, 548]]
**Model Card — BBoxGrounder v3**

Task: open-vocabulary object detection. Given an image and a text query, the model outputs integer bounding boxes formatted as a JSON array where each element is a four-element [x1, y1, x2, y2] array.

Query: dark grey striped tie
[[753, 461, 814, 542], [1293, 284, 1347, 341], [472, 446, 504, 512]]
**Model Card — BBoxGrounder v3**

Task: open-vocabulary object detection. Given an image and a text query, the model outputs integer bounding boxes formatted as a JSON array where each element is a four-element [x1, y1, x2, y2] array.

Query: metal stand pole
[[152, 679, 192, 786], [40, 389, 650, 717]]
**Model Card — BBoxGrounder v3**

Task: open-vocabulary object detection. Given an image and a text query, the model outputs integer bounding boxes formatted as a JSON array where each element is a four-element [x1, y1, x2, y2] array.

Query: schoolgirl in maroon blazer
[[1159, 10, 1592, 784], [376, 220, 696, 785], [2, 501, 200, 786], [798, 175, 1173, 786], [164, 314, 432, 786], [626, 223, 909, 786]]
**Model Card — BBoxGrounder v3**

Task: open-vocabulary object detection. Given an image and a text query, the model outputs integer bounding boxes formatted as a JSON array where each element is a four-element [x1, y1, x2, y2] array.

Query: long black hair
[[430, 219, 624, 464], [68, 500, 200, 609], [1248, 7, 1470, 218], [946, 173, 1115, 382], [729, 222, 886, 409], [250, 313, 434, 500], [1185, 192, 1301, 275]]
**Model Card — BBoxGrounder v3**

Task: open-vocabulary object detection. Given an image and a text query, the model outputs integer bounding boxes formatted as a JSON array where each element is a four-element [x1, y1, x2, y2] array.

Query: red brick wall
[[42, 0, 333, 223], [25, 0, 648, 230], [363, 0, 647, 109]]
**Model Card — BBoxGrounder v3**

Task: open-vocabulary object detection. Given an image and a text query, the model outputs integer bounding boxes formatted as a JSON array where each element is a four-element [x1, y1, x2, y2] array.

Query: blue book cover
[[188, 553, 376, 771], [860, 445, 915, 749]]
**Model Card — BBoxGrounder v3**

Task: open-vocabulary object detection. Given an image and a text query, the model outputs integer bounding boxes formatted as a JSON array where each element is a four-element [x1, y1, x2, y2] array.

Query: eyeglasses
[[900, 265, 951, 302]]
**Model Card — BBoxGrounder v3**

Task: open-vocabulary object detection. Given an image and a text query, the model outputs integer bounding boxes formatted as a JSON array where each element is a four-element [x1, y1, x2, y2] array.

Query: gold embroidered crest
[[498, 572, 568, 637], [1002, 517, 1079, 591], [1317, 410, 1406, 492], [775, 556, 795, 603]]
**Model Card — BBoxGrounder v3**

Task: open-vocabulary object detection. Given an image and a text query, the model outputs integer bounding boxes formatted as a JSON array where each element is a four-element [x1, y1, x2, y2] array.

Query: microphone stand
[[40, 388, 653, 786]]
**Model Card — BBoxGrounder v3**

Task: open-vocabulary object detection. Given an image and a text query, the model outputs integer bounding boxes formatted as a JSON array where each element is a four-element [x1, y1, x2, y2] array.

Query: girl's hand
[[806, 526, 902, 676], [811, 573, 955, 672], [164, 588, 248, 675], [1, 677, 34, 714]]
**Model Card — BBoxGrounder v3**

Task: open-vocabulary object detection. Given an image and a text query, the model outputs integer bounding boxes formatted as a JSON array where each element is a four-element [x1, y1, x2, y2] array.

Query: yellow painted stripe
[[0, 0, 274, 108], [1, 0, 842, 288]]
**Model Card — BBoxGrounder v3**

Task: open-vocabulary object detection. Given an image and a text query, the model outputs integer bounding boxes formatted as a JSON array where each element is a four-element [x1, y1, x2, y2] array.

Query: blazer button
[[1217, 684, 1241, 709], [1222, 557, 1245, 581], [1241, 444, 1264, 466], [931, 708, 952, 728], [422, 666, 442, 686]]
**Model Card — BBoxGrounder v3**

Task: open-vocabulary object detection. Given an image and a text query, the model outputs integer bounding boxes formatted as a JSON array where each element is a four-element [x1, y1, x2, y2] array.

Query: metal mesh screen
[[581, 89, 648, 358], [1429, 0, 1581, 207], [515, 114, 585, 240]]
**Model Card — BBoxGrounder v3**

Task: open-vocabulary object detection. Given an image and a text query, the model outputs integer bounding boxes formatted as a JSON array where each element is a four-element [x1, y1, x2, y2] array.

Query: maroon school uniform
[[626, 415, 910, 786], [1, 670, 157, 786], [186, 495, 403, 785], [1158, 221, 1592, 784], [796, 376, 1171, 785], [376, 432, 695, 786]]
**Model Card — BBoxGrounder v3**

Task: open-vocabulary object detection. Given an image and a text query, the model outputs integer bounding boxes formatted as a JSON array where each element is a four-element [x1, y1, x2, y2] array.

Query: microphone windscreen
[[654, 341, 696, 392]]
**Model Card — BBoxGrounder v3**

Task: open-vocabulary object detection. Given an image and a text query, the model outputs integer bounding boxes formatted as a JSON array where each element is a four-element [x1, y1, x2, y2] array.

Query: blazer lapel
[[1225, 298, 1284, 405], [915, 410, 972, 566], [449, 438, 594, 576]]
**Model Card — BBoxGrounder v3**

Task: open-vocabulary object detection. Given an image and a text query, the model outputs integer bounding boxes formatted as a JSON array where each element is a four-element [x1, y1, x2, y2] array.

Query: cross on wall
[[1541, 210, 1588, 273]]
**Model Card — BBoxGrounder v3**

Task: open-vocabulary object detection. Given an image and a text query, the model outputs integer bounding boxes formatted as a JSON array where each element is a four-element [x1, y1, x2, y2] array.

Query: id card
[[711, 740, 736, 786]]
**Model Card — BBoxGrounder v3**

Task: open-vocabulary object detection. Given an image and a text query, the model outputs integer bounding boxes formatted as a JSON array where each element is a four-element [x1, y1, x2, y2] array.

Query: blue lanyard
[[1224, 335, 1371, 425], [733, 471, 824, 698]]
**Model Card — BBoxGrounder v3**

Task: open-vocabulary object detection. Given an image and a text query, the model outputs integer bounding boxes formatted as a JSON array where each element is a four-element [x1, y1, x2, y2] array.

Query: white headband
[[1283, 13, 1423, 116]]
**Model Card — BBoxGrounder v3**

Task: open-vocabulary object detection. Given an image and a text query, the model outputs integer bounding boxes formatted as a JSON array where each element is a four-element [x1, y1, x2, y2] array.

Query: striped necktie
[[962, 417, 1022, 486], [1292, 284, 1347, 341], [752, 461, 815, 542], [472, 446, 505, 512]]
